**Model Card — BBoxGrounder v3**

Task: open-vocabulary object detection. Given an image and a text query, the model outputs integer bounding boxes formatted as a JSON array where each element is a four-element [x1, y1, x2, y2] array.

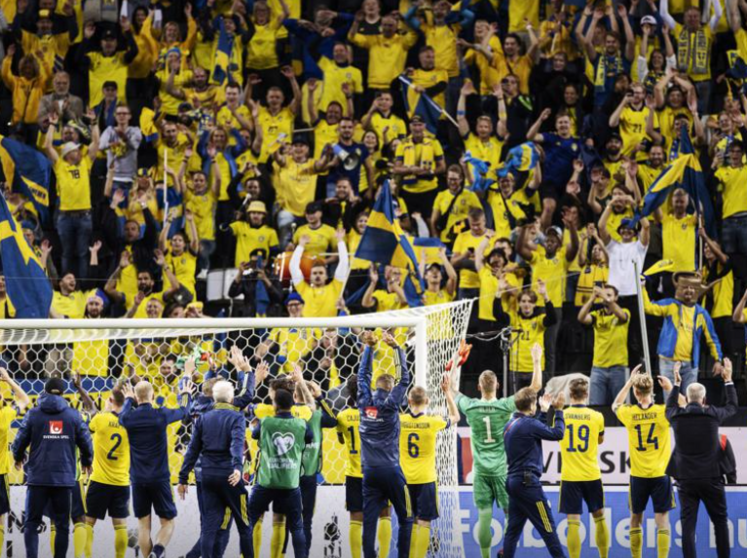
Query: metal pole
[[633, 261, 652, 375]]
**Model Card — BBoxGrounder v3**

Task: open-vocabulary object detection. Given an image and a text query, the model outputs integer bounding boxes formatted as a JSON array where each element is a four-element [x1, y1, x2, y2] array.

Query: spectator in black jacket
[[660, 358, 738, 558], [227, 252, 284, 317]]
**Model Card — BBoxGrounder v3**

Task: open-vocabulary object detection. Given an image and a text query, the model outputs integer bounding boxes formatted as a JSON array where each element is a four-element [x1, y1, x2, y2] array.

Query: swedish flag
[[355, 181, 421, 276], [0, 136, 51, 225], [212, 18, 233, 85], [497, 142, 539, 177], [0, 192, 52, 318], [399, 75, 443, 135]]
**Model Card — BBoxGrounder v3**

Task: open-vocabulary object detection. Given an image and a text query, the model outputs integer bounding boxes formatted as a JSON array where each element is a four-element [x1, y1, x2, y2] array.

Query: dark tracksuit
[[11, 394, 93, 558], [179, 403, 252, 558], [503, 409, 567, 558], [357, 345, 413, 558], [186, 373, 256, 558], [118, 394, 191, 519]]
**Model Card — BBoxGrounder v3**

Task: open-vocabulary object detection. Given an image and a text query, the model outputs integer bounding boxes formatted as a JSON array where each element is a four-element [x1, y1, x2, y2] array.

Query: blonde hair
[[135, 381, 153, 403], [632, 374, 653, 396], [409, 386, 428, 406]]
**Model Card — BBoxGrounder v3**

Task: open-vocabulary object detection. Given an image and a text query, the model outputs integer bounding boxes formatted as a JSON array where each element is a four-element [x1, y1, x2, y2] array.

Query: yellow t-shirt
[[619, 106, 653, 158], [560, 405, 605, 482], [185, 189, 217, 242], [336, 408, 362, 478], [590, 309, 630, 368], [319, 57, 363, 114], [52, 290, 91, 319], [369, 112, 407, 145], [507, 304, 547, 373], [292, 224, 336, 260], [245, 19, 283, 70], [715, 165, 747, 218], [0, 405, 18, 475], [399, 413, 447, 484], [372, 289, 404, 312], [276, 160, 319, 217], [267, 327, 321, 373], [55, 157, 91, 211], [529, 246, 568, 307], [87, 52, 127, 107], [165, 250, 197, 298], [350, 31, 418, 89], [661, 211, 697, 272], [257, 106, 294, 162], [296, 280, 343, 318], [478, 267, 520, 321], [452, 231, 496, 289], [156, 69, 193, 116], [423, 288, 454, 306], [616, 403, 671, 478], [464, 134, 503, 182], [702, 263, 733, 319], [394, 137, 445, 193], [229, 223, 279, 267], [89, 411, 130, 486], [432, 189, 482, 242], [673, 304, 695, 361]]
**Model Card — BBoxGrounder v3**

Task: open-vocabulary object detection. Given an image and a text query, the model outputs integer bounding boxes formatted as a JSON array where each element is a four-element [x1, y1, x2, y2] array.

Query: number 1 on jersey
[[482, 416, 496, 443]]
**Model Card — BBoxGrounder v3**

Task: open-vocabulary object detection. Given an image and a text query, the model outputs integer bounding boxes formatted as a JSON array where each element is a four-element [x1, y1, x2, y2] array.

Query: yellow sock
[[50, 526, 56, 556], [114, 525, 127, 558], [270, 518, 286, 558], [350, 520, 363, 558], [567, 519, 581, 558], [657, 528, 671, 558], [84, 523, 93, 558], [0, 523, 5, 555], [377, 516, 392, 558], [413, 524, 430, 558], [594, 515, 609, 558], [73, 522, 87, 558], [630, 527, 643, 558], [408, 524, 420, 558], [253, 518, 263, 558]]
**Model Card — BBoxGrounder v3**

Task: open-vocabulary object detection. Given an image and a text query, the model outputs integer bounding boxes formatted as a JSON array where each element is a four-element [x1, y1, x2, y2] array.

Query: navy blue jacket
[[179, 403, 246, 485], [504, 410, 565, 478], [119, 395, 191, 483], [357, 345, 409, 470], [11, 394, 93, 487]]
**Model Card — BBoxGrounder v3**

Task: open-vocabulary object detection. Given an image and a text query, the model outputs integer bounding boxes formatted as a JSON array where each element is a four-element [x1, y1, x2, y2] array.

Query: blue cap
[[285, 292, 305, 306]]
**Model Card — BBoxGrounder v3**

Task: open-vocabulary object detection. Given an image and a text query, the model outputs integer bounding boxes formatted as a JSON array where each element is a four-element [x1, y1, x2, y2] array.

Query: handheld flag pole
[[163, 148, 169, 228]]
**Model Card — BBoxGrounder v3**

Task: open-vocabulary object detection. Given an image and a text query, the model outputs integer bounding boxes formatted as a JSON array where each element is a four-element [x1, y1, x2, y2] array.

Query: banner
[[6, 486, 747, 557]]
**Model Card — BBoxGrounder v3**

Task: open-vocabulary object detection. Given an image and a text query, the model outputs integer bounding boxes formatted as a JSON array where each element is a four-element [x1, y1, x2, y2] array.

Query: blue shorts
[[0, 475, 9, 515], [132, 481, 177, 519], [559, 480, 605, 515], [629, 475, 676, 514], [44, 480, 86, 519], [407, 482, 439, 521], [345, 476, 363, 513], [85, 481, 130, 520]]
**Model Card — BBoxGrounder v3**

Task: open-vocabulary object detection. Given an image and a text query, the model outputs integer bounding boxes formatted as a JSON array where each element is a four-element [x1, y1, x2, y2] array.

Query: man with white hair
[[177, 380, 253, 558], [119, 378, 193, 558], [660, 359, 738, 558]]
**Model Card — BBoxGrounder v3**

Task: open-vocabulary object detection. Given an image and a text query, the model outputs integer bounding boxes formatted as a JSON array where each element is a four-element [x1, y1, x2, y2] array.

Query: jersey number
[[68, 169, 81, 180], [482, 416, 496, 443], [566, 424, 590, 453], [408, 433, 420, 459], [634, 424, 659, 452], [348, 426, 358, 455], [107, 433, 122, 461]]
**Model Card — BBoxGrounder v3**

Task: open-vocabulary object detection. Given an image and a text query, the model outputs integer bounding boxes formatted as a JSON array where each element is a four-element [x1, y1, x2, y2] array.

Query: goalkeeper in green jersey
[[445, 342, 543, 558]]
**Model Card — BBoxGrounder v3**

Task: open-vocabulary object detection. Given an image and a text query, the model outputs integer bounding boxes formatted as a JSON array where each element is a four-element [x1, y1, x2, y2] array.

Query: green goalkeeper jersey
[[456, 394, 516, 477]]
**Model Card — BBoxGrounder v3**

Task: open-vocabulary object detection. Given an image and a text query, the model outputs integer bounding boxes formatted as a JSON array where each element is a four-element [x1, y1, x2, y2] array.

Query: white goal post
[[0, 299, 474, 558]]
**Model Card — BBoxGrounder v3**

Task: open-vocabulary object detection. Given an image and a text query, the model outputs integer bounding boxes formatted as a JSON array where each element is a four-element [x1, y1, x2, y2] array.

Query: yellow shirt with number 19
[[559, 405, 604, 482], [89, 411, 130, 486]]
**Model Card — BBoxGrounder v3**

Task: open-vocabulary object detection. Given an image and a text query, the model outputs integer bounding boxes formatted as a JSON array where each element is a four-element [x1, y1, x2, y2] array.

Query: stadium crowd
[[0, 0, 745, 407]]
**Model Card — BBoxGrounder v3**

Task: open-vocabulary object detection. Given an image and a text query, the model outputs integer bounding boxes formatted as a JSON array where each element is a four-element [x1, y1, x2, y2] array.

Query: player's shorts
[[407, 482, 439, 521], [345, 476, 363, 513], [85, 481, 130, 520], [629, 475, 676, 514], [132, 481, 177, 519], [0, 475, 9, 515], [559, 480, 605, 514], [473, 473, 508, 511], [72, 480, 87, 518]]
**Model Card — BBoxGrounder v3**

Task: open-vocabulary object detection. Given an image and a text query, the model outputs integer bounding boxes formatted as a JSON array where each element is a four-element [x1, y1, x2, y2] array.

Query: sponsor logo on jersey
[[272, 432, 296, 456]]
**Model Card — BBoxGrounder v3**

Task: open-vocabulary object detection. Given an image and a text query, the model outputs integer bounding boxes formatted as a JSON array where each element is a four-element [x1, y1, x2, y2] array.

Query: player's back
[[336, 407, 362, 478], [399, 412, 447, 484], [90, 411, 130, 486], [616, 403, 671, 478], [559, 405, 604, 482], [457, 395, 515, 477]]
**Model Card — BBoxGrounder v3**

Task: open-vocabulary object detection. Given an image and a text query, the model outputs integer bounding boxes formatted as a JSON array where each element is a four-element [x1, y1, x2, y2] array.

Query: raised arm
[[357, 336, 376, 407], [577, 286, 598, 325], [529, 343, 543, 391], [597, 203, 613, 245], [612, 364, 642, 413], [384, 334, 410, 407], [441, 374, 461, 425], [659, 0, 676, 29], [733, 288, 747, 323], [0, 367, 29, 412], [333, 228, 349, 282], [289, 236, 308, 286]]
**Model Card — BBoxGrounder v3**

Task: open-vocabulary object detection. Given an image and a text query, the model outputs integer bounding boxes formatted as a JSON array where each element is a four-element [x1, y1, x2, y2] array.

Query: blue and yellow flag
[[212, 18, 233, 85], [355, 181, 422, 277], [399, 75, 443, 135], [0, 192, 52, 318], [0, 136, 51, 225], [497, 142, 539, 177]]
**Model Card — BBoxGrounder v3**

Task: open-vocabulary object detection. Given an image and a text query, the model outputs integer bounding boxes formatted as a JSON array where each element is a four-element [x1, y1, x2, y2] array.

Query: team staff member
[[558, 379, 609, 558], [502, 387, 566, 558], [613, 366, 675, 558], [178, 380, 253, 558], [399, 383, 459, 558], [12, 378, 93, 558], [119, 378, 193, 558], [358, 331, 413, 558], [85, 388, 130, 558], [662, 359, 738, 558]]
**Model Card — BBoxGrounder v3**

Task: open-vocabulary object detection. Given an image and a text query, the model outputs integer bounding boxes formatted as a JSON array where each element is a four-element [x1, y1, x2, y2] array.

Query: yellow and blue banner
[[0, 192, 52, 318], [0, 135, 51, 225], [497, 142, 539, 177], [212, 18, 233, 85], [399, 75, 443, 135]]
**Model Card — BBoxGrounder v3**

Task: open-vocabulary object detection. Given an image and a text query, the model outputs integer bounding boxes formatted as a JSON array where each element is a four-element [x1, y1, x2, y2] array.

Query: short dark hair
[[346, 374, 358, 407], [514, 388, 537, 412], [273, 389, 294, 411], [271, 377, 295, 393], [569, 378, 589, 401]]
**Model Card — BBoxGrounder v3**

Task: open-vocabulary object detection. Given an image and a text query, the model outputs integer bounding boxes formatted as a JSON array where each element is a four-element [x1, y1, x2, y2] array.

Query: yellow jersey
[[336, 407, 362, 478], [292, 224, 336, 260], [528, 246, 568, 307], [507, 304, 548, 373], [715, 165, 747, 219], [296, 280, 343, 318], [369, 112, 407, 145], [432, 189, 482, 243], [0, 405, 18, 475], [89, 411, 130, 486], [55, 157, 92, 211], [276, 160, 319, 217], [423, 288, 454, 306], [267, 327, 320, 373], [661, 211, 697, 272], [229, 223, 279, 267], [257, 106, 294, 162], [52, 290, 92, 319], [452, 231, 496, 289], [559, 405, 605, 482], [590, 309, 630, 368], [619, 105, 653, 158], [399, 412, 447, 484], [616, 403, 671, 478], [372, 289, 404, 312]]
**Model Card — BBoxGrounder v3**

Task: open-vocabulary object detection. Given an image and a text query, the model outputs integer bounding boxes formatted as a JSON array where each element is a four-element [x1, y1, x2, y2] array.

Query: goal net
[[0, 299, 473, 558]]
